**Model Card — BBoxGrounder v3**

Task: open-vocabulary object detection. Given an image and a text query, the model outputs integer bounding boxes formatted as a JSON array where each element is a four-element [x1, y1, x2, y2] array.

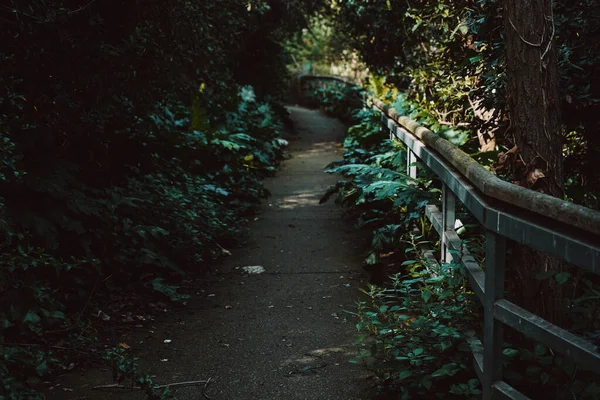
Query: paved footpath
[[46, 107, 374, 400]]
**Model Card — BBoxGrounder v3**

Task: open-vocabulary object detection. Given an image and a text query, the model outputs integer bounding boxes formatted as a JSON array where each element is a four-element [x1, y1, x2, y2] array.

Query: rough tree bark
[[505, 0, 563, 194], [504, 0, 568, 325]]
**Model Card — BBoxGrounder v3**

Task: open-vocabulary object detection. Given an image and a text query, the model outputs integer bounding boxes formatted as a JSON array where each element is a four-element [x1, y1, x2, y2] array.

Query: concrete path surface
[[45, 107, 374, 400]]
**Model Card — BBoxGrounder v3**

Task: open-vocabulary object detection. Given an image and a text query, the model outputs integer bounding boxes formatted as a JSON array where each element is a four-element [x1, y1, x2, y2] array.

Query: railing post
[[483, 230, 507, 400], [380, 112, 388, 135], [441, 184, 456, 263], [406, 149, 417, 180]]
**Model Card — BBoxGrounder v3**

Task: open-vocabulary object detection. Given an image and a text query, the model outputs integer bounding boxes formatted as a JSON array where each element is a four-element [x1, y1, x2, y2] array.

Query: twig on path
[[155, 378, 210, 389], [92, 383, 137, 390], [202, 377, 213, 400], [92, 377, 212, 393]]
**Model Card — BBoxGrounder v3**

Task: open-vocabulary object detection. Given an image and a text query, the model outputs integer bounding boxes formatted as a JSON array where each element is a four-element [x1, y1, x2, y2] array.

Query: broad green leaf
[[23, 311, 41, 325], [421, 290, 432, 303], [503, 348, 519, 357], [36, 360, 48, 376], [554, 272, 571, 285], [431, 362, 460, 377], [398, 370, 412, 380], [353, 334, 367, 345]]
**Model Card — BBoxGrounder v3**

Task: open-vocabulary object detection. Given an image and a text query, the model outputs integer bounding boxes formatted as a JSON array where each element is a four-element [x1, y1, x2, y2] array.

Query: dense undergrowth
[[0, 0, 331, 397], [313, 85, 600, 399]]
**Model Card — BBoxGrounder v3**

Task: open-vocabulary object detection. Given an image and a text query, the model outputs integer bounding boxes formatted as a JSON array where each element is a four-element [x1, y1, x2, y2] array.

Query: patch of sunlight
[[279, 346, 356, 368], [294, 142, 341, 158], [272, 190, 322, 210], [308, 347, 347, 356]]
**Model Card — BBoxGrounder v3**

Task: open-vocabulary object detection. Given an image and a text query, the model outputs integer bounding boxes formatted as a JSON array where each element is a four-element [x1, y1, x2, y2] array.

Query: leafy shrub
[[318, 105, 480, 398], [0, 0, 324, 396], [303, 83, 364, 122], [321, 108, 440, 265], [352, 241, 480, 399], [0, 84, 289, 398]]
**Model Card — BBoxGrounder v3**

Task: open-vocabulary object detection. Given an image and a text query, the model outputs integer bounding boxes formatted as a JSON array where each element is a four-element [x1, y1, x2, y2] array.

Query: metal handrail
[[299, 75, 600, 400], [300, 75, 600, 237]]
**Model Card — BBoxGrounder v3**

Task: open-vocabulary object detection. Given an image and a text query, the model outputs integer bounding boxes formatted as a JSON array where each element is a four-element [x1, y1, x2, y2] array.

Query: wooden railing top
[[372, 98, 600, 237], [300, 75, 600, 237]]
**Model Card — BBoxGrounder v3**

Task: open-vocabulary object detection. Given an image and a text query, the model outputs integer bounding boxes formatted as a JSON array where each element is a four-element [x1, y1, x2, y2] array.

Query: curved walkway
[[47, 107, 373, 400]]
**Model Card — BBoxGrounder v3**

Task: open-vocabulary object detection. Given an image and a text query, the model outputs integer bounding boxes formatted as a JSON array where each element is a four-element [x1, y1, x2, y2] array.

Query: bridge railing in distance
[[299, 75, 600, 400]]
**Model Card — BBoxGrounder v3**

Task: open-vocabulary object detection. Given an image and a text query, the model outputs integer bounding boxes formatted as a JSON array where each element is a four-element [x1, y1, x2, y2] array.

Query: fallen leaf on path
[[97, 310, 111, 321], [241, 265, 266, 274]]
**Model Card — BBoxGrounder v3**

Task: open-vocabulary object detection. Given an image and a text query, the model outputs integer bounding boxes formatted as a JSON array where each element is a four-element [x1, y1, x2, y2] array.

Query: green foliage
[[0, 0, 327, 396], [498, 340, 600, 400], [0, 84, 288, 398], [334, 0, 492, 143], [303, 82, 364, 122], [352, 242, 480, 398], [320, 104, 478, 398], [286, 12, 355, 75], [321, 108, 440, 266], [104, 347, 175, 399], [332, 0, 600, 205]]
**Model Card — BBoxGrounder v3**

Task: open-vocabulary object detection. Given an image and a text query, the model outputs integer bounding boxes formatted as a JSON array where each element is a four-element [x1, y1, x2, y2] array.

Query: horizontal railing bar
[[492, 381, 531, 400], [392, 123, 487, 221], [385, 116, 600, 274], [458, 253, 486, 305], [373, 98, 600, 237], [495, 299, 600, 371], [425, 205, 443, 237], [302, 76, 600, 239], [425, 205, 486, 303], [484, 208, 599, 275], [465, 330, 484, 384]]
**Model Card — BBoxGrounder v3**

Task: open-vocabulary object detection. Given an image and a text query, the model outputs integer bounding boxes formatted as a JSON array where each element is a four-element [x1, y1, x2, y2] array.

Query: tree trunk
[[504, 0, 568, 326], [505, 0, 563, 195]]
